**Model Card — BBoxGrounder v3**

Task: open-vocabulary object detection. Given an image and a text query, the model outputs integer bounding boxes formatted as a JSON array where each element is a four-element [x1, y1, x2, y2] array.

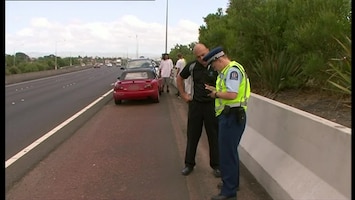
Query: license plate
[[128, 85, 140, 90]]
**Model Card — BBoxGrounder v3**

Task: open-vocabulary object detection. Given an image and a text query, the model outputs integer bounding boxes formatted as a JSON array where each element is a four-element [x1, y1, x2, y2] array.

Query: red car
[[113, 68, 163, 105]]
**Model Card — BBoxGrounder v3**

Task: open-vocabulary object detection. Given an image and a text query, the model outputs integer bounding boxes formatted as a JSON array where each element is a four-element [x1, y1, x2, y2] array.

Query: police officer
[[203, 47, 251, 200], [176, 43, 220, 178]]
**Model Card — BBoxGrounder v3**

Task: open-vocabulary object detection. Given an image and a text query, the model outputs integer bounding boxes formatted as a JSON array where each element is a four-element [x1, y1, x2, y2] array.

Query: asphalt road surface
[[5, 67, 120, 160], [6, 87, 273, 200]]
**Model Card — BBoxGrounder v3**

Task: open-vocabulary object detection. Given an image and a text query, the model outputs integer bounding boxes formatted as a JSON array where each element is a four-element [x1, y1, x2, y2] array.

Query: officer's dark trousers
[[218, 110, 246, 197], [184, 100, 219, 169]]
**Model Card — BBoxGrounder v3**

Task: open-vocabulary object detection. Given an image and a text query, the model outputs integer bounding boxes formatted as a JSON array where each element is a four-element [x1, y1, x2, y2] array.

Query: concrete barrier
[[5, 65, 93, 85], [171, 79, 350, 199], [240, 93, 351, 200]]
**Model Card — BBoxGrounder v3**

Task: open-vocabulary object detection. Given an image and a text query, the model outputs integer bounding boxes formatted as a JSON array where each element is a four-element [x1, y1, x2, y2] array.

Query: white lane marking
[[5, 89, 113, 168]]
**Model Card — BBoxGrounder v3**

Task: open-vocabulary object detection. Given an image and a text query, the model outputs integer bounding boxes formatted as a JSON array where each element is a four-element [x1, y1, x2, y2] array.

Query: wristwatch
[[215, 92, 219, 98]]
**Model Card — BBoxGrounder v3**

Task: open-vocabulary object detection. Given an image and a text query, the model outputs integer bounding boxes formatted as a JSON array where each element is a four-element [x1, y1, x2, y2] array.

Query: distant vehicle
[[106, 63, 113, 67], [113, 68, 163, 105], [94, 63, 102, 68], [122, 58, 160, 75], [116, 59, 122, 67]]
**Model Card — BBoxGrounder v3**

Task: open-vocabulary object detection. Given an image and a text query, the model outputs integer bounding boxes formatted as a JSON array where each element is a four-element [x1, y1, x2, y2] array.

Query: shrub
[[252, 49, 303, 94], [326, 36, 351, 95]]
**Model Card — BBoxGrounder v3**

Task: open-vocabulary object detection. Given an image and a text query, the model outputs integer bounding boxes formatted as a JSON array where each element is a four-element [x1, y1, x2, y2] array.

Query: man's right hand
[[181, 93, 192, 103]]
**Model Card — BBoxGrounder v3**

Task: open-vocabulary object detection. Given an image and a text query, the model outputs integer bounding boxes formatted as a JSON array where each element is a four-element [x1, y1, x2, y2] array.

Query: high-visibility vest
[[215, 61, 251, 116]]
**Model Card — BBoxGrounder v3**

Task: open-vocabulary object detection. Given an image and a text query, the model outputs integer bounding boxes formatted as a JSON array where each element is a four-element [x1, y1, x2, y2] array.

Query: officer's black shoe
[[211, 194, 236, 200], [181, 166, 194, 176], [213, 168, 221, 178]]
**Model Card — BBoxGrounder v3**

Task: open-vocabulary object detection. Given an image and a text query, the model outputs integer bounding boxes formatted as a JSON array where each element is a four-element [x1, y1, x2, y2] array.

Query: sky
[[5, 0, 230, 59]]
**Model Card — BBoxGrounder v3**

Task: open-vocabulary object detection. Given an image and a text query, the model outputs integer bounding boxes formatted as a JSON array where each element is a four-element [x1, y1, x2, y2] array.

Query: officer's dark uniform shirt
[[180, 60, 218, 102]]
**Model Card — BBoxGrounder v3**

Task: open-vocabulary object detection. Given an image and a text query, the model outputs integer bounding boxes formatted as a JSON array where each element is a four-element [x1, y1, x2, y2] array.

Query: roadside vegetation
[[5, 0, 351, 102], [171, 0, 352, 102]]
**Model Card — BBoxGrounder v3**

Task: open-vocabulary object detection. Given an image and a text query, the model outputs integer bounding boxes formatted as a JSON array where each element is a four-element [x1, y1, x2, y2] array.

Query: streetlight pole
[[55, 41, 58, 70], [70, 52, 72, 66], [55, 39, 66, 70], [136, 34, 138, 58], [165, 0, 168, 54], [13, 48, 16, 68]]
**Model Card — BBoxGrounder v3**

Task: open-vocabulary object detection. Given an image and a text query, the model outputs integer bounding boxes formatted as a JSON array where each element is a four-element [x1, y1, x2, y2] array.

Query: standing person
[[203, 47, 251, 200], [159, 53, 174, 93], [175, 53, 186, 97], [176, 43, 220, 178]]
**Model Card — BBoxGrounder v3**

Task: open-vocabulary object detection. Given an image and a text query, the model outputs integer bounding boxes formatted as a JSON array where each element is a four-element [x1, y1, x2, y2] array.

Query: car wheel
[[115, 99, 122, 105]]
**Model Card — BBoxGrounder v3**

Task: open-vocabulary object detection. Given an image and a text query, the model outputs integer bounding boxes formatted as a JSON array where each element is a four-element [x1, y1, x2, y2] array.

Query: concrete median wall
[[240, 93, 351, 200], [171, 78, 350, 199], [5, 65, 92, 85]]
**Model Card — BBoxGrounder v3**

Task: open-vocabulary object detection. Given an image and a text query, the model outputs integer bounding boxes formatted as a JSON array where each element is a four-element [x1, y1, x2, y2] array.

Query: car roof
[[128, 58, 153, 61], [121, 68, 155, 74], [119, 68, 156, 80]]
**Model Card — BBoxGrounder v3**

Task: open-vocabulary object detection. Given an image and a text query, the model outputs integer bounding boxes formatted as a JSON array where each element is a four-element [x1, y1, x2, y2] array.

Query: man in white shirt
[[175, 53, 186, 97], [159, 53, 174, 93]]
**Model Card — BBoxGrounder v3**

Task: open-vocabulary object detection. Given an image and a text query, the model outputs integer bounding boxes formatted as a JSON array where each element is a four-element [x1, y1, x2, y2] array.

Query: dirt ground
[[254, 88, 352, 128]]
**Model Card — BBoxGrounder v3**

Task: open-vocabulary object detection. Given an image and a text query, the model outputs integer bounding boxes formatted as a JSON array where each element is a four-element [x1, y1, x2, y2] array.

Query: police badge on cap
[[203, 47, 225, 65]]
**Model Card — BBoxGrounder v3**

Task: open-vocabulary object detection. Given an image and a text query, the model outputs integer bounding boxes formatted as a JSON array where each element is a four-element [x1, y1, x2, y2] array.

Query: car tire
[[115, 99, 122, 105]]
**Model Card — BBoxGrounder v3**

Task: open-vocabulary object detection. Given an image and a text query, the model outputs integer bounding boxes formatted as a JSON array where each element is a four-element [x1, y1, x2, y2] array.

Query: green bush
[[326, 36, 351, 95], [7, 66, 21, 74], [252, 49, 303, 93]]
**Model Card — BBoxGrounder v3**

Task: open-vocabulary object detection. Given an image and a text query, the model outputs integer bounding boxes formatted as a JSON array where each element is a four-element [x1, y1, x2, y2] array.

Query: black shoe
[[167, 89, 170, 93], [213, 168, 221, 178], [217, 182, 239, 191], [181, 166, 193, 176], [211, 194, 236, 200]]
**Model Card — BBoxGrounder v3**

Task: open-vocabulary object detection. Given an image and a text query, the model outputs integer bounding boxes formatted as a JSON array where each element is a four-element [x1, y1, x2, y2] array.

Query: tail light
[[114, 82, 125, 91], [144, 84, 153, 89]]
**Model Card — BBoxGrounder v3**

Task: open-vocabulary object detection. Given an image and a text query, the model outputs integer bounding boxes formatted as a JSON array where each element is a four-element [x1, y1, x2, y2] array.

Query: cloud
[[30, 17, 52, 28], [6, 15, 200, 58], [17, 28, 34, 37]]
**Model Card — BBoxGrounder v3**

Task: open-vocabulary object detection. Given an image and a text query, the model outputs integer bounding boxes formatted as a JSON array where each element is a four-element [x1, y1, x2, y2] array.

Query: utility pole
[[165, 0, 168, 53], [70, 52, 72, 66], [136, 34, 138, 58], [55, 41, 58, 70]]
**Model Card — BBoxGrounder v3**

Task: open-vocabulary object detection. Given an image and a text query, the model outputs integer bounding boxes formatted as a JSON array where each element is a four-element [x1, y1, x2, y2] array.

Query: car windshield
[[126, 60, 153, 69], [122, 71, 154, 80]]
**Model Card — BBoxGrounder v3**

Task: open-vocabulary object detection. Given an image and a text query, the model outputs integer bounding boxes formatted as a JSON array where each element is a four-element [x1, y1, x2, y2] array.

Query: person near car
[[159, 53, 174, 93], [176, 43, 220, 178], [203, 47, 251, 200], [175, 53, 186, 97]]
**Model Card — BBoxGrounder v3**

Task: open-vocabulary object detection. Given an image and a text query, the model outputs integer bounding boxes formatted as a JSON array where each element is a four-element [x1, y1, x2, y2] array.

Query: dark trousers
[[184, 100, 219, 169], [218, 110, 246, 197]]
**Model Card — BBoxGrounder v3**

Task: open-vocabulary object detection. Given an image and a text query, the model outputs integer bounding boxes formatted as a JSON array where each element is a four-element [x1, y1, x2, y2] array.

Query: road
[[5, 66, 121, 160], [6, 88, 273, 200]]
